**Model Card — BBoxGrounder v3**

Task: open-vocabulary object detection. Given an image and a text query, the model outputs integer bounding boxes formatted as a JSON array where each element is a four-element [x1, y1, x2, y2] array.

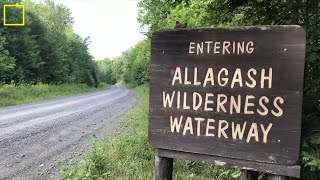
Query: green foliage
[[0, 0, 99, 87], [122, 39, 150, 86], [96, 58, 116, 85], [96, 39, 150, 87], [0, 83, 107, 107], [111, 56, 125, 83], [61, 85, 238, 180], [0, 35, 15, 83]]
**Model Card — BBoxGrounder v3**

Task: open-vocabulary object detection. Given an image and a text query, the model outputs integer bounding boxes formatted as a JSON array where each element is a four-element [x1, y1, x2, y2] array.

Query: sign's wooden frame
[[154, 148, 300, 179], [150, 25, 305, 180]]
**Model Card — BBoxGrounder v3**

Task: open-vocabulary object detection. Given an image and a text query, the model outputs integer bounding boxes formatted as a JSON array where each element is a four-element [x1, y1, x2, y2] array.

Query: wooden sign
[[149, 26, 305, 173]]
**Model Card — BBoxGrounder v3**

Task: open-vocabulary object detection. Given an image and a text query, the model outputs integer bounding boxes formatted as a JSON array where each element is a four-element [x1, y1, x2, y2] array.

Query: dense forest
[[0, 0, 99, 87], [97, 0, 320, 178]]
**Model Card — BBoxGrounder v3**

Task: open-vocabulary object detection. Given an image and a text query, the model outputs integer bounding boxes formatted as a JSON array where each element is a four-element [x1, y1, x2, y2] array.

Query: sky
[[49, 0, 144, 60]]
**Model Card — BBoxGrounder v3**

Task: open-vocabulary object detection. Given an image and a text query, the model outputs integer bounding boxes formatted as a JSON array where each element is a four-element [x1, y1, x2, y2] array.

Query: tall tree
[[0, 0, 100, 86]]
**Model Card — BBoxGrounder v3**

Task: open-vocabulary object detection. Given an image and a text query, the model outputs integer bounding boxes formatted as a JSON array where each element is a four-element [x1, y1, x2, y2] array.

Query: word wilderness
[[149, 26, 305, 165]]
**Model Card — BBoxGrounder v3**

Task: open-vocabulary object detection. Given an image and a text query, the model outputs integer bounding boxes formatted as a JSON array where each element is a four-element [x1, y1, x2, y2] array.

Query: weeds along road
[[0, 86, 138, 180]]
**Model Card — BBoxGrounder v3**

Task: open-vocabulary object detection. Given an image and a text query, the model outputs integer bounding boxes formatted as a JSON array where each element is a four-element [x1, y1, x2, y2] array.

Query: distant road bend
[[0, 86, 137, 180]]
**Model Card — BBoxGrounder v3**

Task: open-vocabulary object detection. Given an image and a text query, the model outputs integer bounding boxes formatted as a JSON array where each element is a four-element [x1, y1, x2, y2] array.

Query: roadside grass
[[60, 84, 241, 180], [0, 82, 108, 107]]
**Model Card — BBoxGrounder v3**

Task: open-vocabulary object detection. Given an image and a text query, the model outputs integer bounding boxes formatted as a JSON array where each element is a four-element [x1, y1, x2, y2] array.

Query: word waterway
[[170, 116, 273, 143]]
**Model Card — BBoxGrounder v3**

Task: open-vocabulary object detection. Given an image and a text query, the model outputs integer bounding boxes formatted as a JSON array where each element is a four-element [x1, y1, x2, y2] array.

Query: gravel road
[[0, 86, 138, 180]]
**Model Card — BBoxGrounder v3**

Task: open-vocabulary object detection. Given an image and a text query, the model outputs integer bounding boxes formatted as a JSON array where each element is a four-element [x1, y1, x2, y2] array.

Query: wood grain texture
[[154, 155, 173, 180], [267, 174, 288, 180], [156, 149, 300, 178], [149, 26, 306, 166]]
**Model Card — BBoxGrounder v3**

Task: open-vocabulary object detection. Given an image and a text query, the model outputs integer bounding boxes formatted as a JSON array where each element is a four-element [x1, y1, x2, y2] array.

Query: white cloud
[[52, 0, 144, 59]]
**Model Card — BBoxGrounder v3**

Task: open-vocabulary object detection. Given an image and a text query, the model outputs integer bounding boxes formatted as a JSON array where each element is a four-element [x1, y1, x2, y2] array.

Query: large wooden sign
[[149, 26, 306, 169]]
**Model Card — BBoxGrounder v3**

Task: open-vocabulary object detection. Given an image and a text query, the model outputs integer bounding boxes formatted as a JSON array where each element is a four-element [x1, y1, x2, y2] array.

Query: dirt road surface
[[0, 86, 138, 180]]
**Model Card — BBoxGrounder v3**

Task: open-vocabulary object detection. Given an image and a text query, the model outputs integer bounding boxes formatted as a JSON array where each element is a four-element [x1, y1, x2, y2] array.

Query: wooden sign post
[[149, 26, 306, 179]]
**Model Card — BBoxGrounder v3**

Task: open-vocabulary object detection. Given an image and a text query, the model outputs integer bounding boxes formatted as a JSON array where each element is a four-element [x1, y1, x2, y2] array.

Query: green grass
[[60, 84, 241, 180], [0, 82, 108, 107]]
